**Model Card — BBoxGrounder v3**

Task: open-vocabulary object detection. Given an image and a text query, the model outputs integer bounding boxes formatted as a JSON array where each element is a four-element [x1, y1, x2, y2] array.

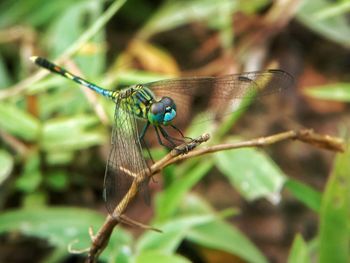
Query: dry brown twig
[[83, 129, 345, 263]]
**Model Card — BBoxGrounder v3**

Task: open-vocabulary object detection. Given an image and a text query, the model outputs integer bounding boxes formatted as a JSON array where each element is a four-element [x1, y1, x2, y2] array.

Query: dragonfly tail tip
[[30, 56, 38, 63]]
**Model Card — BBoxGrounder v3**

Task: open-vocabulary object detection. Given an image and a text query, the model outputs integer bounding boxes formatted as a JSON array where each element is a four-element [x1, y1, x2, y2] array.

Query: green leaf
[[0, 207, 132, 261], [42, 115, 106, 151], [27, 76, 70, 96], [0, 52, 12, 88], [188, 220, 268, 263], [297, 0, 350, 47], [319, 145, 350, 263], [37, 82, 90, 118], [42, 115, 99, 140], [176, 194, 264, 262], [312, 1, 350, 20], [285, 179, 322, 212], [136, 251, 190, 263], [75, 1, 105, 78], [155, 160, 214, 221], [0, 150, 14, 185], [139, 0, 236, 39], [287, 234, 311, 263], [23, 192, 47, 208], [15, 153, 42, 193], [178, 193, 239, 218], [46, 151, 75, 165], [237, 0, 270, 14], [112, 247, 131, 263], [45, 2, 90, 57], [0, 0, 74, 27], [27, 0, 77, 27], [0, 102, 40, 141], [303, 83, 350, 102], [136, 214, 218, 254], [45, 170, 69, 191], [215, 147, 286, 202]]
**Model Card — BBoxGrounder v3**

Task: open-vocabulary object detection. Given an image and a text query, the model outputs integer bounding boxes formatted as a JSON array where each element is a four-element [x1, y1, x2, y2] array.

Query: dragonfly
[[30, 56, 293, 217]]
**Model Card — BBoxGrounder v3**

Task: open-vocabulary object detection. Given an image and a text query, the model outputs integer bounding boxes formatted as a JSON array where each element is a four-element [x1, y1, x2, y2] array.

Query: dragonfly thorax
[[148, 96, 176, 126]]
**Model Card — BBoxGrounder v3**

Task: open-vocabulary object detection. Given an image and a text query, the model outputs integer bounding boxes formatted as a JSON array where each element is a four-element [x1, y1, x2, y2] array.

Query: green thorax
[[113, 85, 155, 120]]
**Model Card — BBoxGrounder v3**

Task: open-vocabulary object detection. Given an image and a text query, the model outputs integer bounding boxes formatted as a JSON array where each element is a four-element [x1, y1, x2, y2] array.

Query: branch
[[85, 129, 344, 262], [165, 129, 345, 166]]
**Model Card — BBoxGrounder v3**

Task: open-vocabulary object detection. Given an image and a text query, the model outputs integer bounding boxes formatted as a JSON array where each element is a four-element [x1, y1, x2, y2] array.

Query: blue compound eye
[[162, 97, 176, 124], [150, 102, 165, 115], [160, 97, 175, 109], [149, 98, 176, 125]]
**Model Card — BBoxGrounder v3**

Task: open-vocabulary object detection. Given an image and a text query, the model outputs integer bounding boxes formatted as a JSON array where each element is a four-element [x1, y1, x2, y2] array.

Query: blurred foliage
[[287, 234, 311, 263], [297, 0, 350, 48], [0, 150, 13, 185], [285, 179, 322, 213], [304, 83, 350, 102], [0, 0, 349, 262], [319, 145, 350, 263], [0, 207, 132, 262]]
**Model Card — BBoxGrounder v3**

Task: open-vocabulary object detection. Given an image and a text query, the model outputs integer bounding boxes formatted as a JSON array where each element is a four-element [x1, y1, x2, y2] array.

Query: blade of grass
[[0, 0, 127, 99], [319, 144, 350, 263]]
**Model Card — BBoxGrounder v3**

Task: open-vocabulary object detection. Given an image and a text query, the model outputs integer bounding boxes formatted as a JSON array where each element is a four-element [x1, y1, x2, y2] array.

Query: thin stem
[[163, 129, 345, 167]]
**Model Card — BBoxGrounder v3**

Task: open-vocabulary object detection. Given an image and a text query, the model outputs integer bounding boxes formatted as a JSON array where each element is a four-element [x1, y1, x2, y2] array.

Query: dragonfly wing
[[103, 97, 150, 216], [144, 70, 294, 122]]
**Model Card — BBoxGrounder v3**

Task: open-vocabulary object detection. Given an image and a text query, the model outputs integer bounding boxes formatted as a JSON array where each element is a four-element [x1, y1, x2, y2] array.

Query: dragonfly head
[[148, 97, 176, 125]]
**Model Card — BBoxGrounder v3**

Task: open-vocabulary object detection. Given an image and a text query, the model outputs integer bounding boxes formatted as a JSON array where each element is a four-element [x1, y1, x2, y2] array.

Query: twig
[[119, 215, 162, 232], [0, 130, 29, 156], [165, 129, 345, 166], [85, 129, 344, 262]]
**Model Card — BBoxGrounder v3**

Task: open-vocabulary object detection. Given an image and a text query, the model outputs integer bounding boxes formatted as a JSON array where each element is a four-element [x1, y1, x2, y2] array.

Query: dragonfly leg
[[170, 124, 192, 141], [139, 137, 157, 183], [139, 122, 150, 141], [139, 122, 154, 163], [154, 126, 174, 149], [119, 214, 161, 232], [159, 126, 187, 144], [140, 137, 154, 163], [158, 126, 180, 147]]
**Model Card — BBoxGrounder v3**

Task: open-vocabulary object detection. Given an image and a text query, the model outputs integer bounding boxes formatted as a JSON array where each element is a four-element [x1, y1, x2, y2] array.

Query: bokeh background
[[0, 0, 349, 262]]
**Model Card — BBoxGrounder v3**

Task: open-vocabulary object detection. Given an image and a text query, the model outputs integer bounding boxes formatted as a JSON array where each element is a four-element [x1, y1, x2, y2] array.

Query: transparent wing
[[144, 69, 294, 123], [103, 97, 150, 216]]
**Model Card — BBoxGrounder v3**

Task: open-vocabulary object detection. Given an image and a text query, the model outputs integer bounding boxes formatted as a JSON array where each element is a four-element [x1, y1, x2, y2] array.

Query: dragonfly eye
[[160, 97, 176, 124], [160, 96, 175, 109], [150, 102, 165, 115], [148, 99, 176, 125]]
